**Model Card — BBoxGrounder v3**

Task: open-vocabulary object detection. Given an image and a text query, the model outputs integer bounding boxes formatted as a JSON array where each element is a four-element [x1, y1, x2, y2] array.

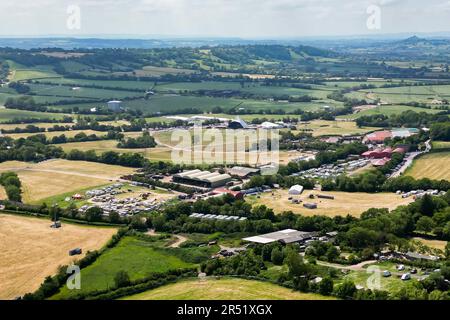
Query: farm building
[[228, 118, 249, 129], [212, 188, 244, 200], [363, 130, 392, 144], [172, 170, 232, 188], [243, 229, 317, 245], [227, 166, 260, 178], [288, 185, 304, 195]]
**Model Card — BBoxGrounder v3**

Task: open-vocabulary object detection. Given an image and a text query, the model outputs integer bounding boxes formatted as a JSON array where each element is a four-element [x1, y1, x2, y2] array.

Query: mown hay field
[[0, 214, 116, 300], [405, 152, 450, 181], [121, 278, 335, 300]]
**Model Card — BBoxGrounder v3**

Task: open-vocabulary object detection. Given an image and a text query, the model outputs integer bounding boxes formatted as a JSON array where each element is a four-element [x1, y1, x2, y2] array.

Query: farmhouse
[[172, 170, 232, 188], [243, 229, 317, 245]]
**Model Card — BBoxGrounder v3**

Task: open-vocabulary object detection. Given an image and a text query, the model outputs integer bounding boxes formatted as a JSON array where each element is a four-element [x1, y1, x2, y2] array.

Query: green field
[[52, 236, 199, 299], [121, 278, 336, 300], [338, 105, 442, 119], [0, 107, 69, 122], [432, 141, 450, 150]]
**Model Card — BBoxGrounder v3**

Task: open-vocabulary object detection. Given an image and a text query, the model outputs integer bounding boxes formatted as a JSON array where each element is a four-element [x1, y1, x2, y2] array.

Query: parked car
[[383, 270, 392, 277], [401, 273, 411, 281]]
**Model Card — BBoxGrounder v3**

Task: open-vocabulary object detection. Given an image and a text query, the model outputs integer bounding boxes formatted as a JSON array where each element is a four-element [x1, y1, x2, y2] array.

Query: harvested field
[[246, 189, 414, 217], [295, 120, 379, 137], [121, 278, 335, 300], [413, 237, 448, 251], [5, 129, 103, 140], [405, 152, 450, 181], [0, 214, 116, 300]]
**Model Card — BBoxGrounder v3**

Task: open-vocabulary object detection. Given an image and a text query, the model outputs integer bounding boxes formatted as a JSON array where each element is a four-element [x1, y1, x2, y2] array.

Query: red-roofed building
[[212, 188, 244, 200], [363, 131, 392, 144], [371, 158, 390, 167], [362, 147, 393, 159]]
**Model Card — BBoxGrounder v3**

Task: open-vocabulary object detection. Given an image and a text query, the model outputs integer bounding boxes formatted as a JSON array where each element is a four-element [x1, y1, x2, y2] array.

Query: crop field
[[0, 160, 136, 203], [122, 278, 335, 300], [360, 84, 450, 104], [10, 69, 60, 82], [405, 152, 450, 181], [35, 78, 158, 91], [412, 237, 448, 251], [52, 236, 199, 299], [0, 214, 117, 300], [0, 122, 74, 131], [295, 120, 379, 137], [4, 129, 104, 140], [28, 83, 144, 100], [246, 189, 414, 217], [0, 108, 69, 122]]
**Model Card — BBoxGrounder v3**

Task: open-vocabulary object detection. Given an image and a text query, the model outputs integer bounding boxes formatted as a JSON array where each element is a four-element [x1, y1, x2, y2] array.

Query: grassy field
[[0, 122, 74, 131], [0, 213, 117, 300], [4, 129, 104, 140], [432, 141, 450, 150], [342, 261, 421, 293], [246, 189, 414, 217], [52, 236, 197, 299], [405, 152, 450, 181], [0, 160, 136, 203], [121, 278, 335, 300], [338, 105, 442, 120], [295, 120, 379, 137]]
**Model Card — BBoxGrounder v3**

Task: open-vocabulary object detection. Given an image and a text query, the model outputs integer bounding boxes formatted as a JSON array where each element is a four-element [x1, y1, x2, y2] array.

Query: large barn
[[172, 170, 232, 188]]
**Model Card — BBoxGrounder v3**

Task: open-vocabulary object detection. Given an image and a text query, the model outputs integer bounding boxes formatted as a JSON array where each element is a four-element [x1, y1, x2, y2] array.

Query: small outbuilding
[[288, 185, 304, 195]]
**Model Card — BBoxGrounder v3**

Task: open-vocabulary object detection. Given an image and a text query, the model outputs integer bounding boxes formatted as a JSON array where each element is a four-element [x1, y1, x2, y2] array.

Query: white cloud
[[0, 0, 449, 37]]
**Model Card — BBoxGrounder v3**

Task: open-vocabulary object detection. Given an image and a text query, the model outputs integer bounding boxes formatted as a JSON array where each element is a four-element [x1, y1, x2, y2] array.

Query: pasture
[[4, 129, 104, 140], [0, 160, 136, 203], [246, 189, 414, 217], [0, 108, 69, 122], [121, 278, 335, 300], [0, 214, 116, 300], [405, 152, 450, 181]]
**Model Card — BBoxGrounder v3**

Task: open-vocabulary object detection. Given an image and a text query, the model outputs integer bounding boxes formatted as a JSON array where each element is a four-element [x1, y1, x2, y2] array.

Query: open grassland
[[122, 278, 335, 300], [10, 69, 60, 82], [0, 122, 74, 131], [246, 189, 414, 217], [153, 129, 303, 165], [0, 214, 116, 300], [0, 160, 136, 203], [52, 236, 197, 299], [342, 262, 421, 293], [405, 152, 450, 181], [295, 120, 379, 137]]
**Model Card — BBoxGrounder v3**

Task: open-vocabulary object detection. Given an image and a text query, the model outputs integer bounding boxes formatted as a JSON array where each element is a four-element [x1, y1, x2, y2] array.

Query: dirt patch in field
[[0, 214, 116, 300]]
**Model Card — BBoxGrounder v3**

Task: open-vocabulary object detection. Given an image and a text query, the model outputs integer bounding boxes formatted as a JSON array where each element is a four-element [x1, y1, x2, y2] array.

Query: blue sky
[[1, 0, 450, 38]]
